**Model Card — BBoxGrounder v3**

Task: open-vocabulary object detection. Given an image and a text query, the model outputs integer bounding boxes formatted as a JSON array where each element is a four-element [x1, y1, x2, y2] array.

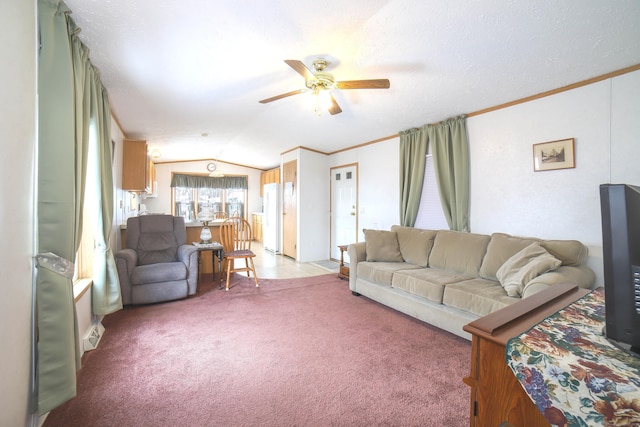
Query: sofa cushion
[[364, 229, 403, 262], [443, 279, 519, 317], [478, 233, 539, 281], [392, 269, 470, 303], [357, 261, 422, 286], [496, 243, 562, 297], [428, 230, 491, 276], [391, 225, 437, 267]]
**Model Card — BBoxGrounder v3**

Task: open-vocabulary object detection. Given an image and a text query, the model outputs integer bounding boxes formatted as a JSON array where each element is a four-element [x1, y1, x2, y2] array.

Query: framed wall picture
[[533, 138, 575, 172]]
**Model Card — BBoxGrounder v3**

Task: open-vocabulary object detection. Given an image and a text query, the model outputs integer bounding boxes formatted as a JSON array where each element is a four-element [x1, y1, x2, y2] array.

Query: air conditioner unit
[[83, 322, 105, 352]]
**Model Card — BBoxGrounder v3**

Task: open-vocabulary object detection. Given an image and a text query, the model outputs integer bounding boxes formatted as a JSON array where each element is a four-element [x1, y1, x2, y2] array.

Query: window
[[74, 121, 99, 283], [414, 155, 449, 230], [171, 173, 248, 220]]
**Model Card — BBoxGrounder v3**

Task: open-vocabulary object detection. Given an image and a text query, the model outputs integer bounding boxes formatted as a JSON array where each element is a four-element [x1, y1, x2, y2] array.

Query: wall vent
[[83, 322, 105, 352]]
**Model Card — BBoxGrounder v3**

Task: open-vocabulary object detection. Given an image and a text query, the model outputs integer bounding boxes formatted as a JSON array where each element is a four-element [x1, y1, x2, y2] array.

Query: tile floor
[[250, 241, 340, 279]]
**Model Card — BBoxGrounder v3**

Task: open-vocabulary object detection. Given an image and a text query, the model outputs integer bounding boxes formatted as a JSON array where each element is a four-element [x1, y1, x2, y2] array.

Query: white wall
[[329, 138, 400, 242], [469, 71, 640, 285], [75, 289, 93, 355], [297, 149, 330, 262], [611, 72, 640, 183], [1, 1, 37, 426]]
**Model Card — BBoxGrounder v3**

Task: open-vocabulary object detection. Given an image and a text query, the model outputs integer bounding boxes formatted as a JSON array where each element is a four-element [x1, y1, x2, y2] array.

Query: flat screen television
[[599, 183, 640, 356]]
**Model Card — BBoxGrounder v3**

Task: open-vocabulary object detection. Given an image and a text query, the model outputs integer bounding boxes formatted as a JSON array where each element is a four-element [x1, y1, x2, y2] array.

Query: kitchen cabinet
[[260, 167, 280, 196], [252, 213, 263, 242], [122, 139, 155, 194]]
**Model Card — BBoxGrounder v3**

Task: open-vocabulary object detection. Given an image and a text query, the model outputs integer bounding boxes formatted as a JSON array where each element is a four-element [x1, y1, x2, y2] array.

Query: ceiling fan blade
[[259, 89, 306, 104], [335, 79, 390, 90], [328, 93, 342, 115], [284, 59, 315, 80]]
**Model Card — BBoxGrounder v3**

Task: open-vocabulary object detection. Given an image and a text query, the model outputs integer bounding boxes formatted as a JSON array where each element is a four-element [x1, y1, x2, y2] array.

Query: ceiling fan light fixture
[[312, 88, 333, 115]]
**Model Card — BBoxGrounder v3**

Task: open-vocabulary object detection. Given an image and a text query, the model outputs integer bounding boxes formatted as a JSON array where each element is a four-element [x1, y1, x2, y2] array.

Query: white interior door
[[330, 164, 357, 261]]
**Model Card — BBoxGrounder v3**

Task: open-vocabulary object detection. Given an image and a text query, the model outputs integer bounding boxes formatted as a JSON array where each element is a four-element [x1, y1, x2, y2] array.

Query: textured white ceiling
[[63, 0, 640, 169]]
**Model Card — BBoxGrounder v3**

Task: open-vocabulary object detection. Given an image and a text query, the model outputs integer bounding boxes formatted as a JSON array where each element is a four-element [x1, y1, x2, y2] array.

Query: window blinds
[[414, 155, 449, 230]]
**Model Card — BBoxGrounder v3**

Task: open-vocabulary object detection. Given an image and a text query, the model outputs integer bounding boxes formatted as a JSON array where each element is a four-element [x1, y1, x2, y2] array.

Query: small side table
[[193, 242, 224, 289], [338, 245, 349, 280]]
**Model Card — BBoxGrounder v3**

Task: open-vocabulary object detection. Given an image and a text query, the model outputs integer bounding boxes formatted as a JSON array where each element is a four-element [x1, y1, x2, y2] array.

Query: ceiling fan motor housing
[[306, 72, 335, 91], [305, 58, 335, 91]]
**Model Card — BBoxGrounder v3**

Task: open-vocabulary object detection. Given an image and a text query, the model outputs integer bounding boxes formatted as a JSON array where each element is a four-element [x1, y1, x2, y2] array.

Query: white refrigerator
[[263, 183, 281, 253]]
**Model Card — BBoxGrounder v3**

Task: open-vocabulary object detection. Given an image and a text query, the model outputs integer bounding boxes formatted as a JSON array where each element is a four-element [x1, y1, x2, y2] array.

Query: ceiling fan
[[259, 58, 390, 115]]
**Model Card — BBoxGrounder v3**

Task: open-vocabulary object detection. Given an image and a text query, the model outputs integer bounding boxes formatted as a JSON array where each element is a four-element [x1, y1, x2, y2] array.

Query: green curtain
[[90, 60, 123, 316], [170, 173, 248, 189], [36, 0, 121, 413], [428, 116, 470, 231], [399, 127, 428, 226], [36, 0, 81, 414]]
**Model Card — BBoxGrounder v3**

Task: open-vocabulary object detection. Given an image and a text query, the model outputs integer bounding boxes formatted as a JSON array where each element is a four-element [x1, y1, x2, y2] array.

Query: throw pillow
[[496, 242, 562, 297], [478, 233, 539, 281], [364, 229, 404, 262], [391, 225, 437, 267]]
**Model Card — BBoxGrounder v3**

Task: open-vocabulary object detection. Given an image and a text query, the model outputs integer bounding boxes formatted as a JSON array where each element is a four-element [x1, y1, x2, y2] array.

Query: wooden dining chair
[[219, 217, 259, 291]]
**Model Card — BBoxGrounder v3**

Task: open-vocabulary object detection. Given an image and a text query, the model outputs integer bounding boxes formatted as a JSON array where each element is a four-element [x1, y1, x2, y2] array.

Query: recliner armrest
[[114, 248, 137, 305], [114, 248, 137, 275], [177, 244, 199, 295], [177, 244, 198, 264]]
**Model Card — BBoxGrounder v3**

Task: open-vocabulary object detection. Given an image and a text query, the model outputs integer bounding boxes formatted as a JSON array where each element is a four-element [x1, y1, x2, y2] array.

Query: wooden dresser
[[462, 283, 590, 427]]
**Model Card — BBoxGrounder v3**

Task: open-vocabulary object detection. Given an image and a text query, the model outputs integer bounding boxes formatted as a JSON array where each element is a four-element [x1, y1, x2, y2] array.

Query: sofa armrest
[[177, 244, 199, 295], [522, 265, 596, 298], [114, 248, 137, 305], [348, 242, 366, 292]]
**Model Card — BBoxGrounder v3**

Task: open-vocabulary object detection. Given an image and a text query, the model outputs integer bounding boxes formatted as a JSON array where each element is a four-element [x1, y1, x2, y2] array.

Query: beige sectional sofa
[[347, 226, 596, 339]]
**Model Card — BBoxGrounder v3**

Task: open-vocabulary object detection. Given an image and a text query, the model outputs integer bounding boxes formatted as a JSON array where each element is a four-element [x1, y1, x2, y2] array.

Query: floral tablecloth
[[506, 288, 640, 426]]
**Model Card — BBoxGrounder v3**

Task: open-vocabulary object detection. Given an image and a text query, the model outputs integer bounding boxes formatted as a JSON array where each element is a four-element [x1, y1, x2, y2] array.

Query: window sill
[[73, 278, 93, 302]]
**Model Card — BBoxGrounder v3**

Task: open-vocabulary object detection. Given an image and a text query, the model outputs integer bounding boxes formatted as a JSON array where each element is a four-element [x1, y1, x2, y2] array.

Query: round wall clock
[[207, 162, 217, 172]]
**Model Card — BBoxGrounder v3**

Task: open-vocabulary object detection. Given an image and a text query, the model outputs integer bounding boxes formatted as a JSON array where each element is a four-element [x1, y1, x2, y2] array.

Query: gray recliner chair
[[115, 215, 198, 305]]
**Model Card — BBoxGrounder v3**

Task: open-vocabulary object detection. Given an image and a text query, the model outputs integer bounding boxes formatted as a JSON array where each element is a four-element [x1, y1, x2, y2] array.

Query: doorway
[[330, 164, 358, 261]]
